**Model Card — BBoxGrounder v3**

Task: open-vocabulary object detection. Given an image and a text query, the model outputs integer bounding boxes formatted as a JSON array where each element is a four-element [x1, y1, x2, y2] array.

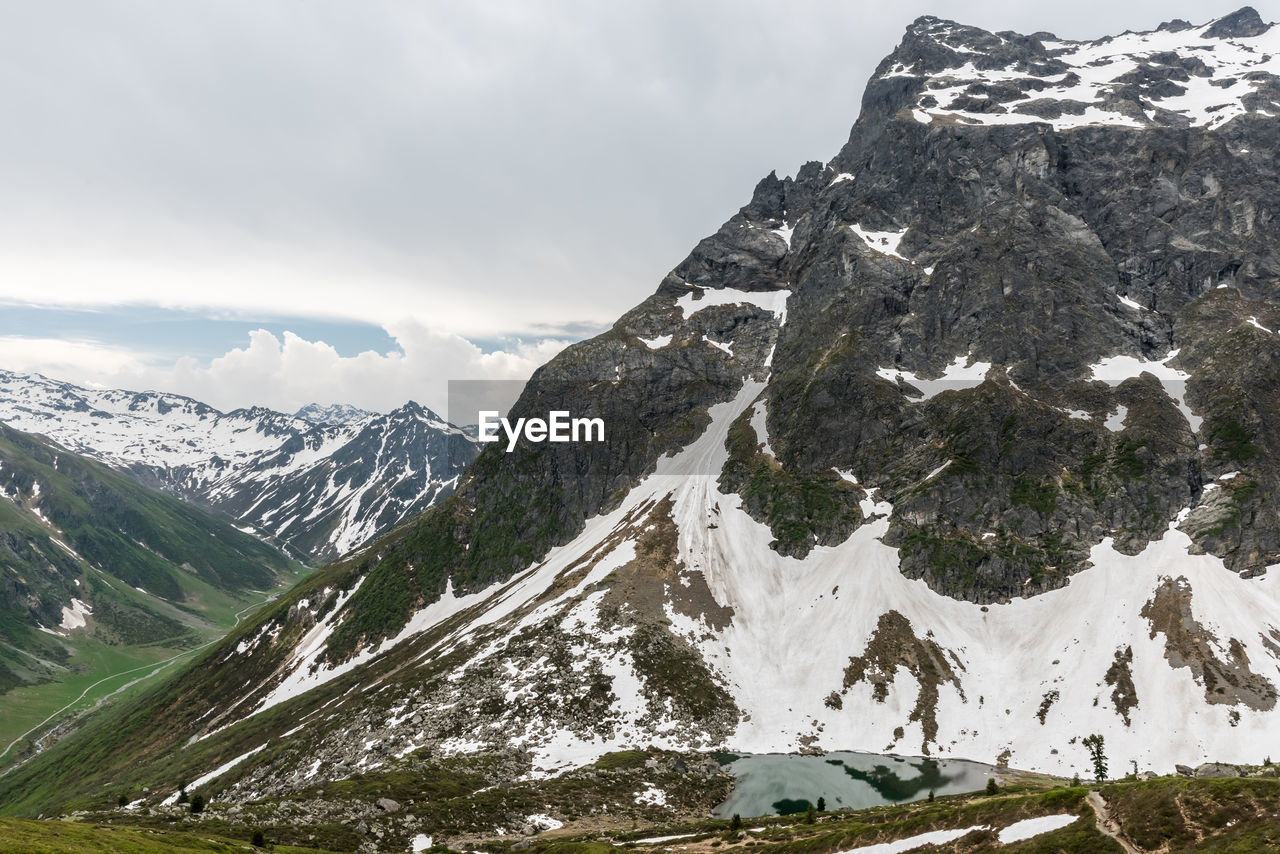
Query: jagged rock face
[[12, 9, 1280, 812], [344, 6, 1280, 609], [0, 373, 478, 562]]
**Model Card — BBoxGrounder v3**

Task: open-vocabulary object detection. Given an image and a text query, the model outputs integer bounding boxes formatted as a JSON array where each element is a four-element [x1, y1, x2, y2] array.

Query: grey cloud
[[0, 0, 1244, 337]]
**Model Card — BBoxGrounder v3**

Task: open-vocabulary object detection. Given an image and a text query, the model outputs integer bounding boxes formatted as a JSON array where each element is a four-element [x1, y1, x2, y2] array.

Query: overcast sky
[[0, 0, 1255, 415]]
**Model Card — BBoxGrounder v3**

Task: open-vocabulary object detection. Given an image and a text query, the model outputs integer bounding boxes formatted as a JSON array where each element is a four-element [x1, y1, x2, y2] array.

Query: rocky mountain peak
[[294, 402, 376, 426], [1203, 6, 1270, 39], [867, 7, 1280, 132]]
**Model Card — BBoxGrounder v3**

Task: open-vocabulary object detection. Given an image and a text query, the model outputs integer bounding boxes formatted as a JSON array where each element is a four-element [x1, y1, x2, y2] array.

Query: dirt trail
[[1087, 789, 1141, 853]]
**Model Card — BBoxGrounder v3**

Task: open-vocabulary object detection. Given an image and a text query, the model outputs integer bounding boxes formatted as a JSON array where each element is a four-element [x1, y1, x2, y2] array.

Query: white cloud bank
[[0, 324, 570, 417]]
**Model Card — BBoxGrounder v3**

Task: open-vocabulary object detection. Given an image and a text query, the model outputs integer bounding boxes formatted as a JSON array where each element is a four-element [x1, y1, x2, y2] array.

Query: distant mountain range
[[0, 372, 479, 563], [294, 403, 376, 427]]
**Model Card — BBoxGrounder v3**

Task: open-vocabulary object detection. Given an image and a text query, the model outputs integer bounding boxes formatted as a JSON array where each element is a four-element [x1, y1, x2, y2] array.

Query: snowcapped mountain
[[8, 6, 1280, 814], [0, 371, 479, 562], [294, 402, 376, 427], [885, 7, 1280, 131]]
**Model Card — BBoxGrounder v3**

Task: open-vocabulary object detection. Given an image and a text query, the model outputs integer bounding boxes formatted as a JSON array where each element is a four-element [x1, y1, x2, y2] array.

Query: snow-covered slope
[[295, 402, 375, 427], [0, 371, 478, 562], [885, 7, 1280, 130], [0, 370, 305, 476]]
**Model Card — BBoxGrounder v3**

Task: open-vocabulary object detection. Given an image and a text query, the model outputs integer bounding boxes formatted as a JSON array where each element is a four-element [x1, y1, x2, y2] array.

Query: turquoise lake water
[[713, 752, 997, 818]]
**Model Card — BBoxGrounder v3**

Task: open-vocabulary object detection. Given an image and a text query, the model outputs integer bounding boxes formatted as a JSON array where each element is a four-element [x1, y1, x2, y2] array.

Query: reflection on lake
[[713, 752, 996, 818]]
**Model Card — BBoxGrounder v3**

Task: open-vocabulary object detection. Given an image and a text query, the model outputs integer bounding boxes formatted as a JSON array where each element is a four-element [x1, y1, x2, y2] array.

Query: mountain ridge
[[0, 371, 479, 563], [294, 402, 377, 427]]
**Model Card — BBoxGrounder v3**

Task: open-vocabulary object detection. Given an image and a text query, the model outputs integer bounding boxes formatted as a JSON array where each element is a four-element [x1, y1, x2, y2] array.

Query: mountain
[[0, 372, 479, 562], [0, 422, 304, 761], [294, 403, 376, 427], [5, 6, 1280, 818]]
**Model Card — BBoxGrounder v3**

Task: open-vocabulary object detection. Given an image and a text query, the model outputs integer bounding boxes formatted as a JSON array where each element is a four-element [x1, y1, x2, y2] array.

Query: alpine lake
[[713, 752, 998, 818]]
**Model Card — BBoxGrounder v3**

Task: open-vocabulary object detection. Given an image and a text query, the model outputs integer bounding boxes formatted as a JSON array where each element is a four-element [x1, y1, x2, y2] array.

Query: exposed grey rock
[[1203, 7, 1269, 39], [1195, 762, 1242, 778]]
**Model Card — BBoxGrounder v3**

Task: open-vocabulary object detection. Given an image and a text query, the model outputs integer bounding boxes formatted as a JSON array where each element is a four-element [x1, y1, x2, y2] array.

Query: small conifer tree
[[816, 796, 826, 812], [1083, 734, 1108, 782], [729, 813, 742, 832], [985, 777, 998, 795], [189, 793, 205, 814]]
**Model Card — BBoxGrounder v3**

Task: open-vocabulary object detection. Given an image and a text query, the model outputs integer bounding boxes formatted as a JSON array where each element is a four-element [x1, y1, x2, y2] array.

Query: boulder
[[1194, 763, 1241, 778]]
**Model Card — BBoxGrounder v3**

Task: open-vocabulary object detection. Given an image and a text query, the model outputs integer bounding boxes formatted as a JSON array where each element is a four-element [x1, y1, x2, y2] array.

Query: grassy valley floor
[[0, 580, 301, 772]]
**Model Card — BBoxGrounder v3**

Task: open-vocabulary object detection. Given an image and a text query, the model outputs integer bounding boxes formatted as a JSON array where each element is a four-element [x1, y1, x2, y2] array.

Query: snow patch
[[750, 400, 775, 458], [40, 597, 92, 636], [1105, 405, 1129, 432], [924, 460, 951, 481], [1089, 350, 1201, 430], [849, 224, 908, 260], [876, 355, 992, 401], [837, 825, 988, 853], [634, 784, 668, 806], [640, 334, 674, 350], [162, 744, 266, 804], [997, 813, 1078, 842], [676, 287, 791, 326], [525, 813, 564, 832]]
